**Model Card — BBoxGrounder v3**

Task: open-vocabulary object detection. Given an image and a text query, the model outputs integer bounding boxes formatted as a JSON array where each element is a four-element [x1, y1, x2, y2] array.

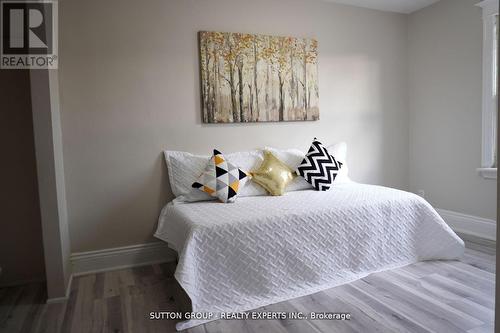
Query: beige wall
[[0, 69, 45, 285], [408, 0, 497, 220], [59, 0, 409, 252]]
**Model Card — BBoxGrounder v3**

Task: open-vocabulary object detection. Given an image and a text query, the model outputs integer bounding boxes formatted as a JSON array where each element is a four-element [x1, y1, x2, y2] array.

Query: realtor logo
[[1, 0, 58, 68]]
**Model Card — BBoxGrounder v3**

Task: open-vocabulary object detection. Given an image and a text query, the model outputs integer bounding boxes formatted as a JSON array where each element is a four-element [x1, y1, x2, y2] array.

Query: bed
[[154, 182, 464, 330]]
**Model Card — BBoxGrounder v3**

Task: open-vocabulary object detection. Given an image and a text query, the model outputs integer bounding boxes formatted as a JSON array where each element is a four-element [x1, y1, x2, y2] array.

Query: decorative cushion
[[263, 147, 313, 191], [266, 142, 352, 186], [192, 149, 249, 203], [296, 138, 343, 191], [164, 150, 266, 200], [250, 151, 296, 196]]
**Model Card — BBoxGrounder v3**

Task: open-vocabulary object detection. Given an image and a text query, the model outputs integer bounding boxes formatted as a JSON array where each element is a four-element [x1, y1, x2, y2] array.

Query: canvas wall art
[[199, 31, 319, 123]]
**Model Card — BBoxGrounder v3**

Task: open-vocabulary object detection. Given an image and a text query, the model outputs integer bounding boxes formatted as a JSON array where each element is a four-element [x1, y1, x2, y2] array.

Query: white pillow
[[327, 142, 351, 184], [164, 150, 267, 200]]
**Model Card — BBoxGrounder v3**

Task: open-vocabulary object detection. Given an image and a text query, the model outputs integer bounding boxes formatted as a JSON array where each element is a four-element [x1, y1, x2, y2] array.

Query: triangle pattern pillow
[[192, 149, 249, 203], [296, 138, 343, 191]]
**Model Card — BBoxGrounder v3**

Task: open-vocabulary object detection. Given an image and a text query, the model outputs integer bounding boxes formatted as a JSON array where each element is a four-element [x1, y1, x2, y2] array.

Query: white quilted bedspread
[[154, 183, 464, 330]]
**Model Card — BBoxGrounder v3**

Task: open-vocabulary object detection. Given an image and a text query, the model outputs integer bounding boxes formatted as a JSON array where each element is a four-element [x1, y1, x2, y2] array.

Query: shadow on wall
[[71, 152, 173, 252], [127, 152, 173, 242], [155, 152, 173, 230]]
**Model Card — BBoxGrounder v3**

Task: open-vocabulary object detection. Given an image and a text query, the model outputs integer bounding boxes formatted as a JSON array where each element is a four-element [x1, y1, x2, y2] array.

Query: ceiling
[[323, 0, 441, 14]]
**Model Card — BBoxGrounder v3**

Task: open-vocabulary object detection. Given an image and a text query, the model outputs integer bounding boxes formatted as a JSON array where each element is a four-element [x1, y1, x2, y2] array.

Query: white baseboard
[[71, 242, 176, 276], [46, 274, 73, 304], [437, 208, 497, 241]]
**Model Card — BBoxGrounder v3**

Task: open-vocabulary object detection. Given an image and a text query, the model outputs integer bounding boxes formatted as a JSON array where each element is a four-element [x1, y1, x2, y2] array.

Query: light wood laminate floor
[[0, 247, 495, 333]]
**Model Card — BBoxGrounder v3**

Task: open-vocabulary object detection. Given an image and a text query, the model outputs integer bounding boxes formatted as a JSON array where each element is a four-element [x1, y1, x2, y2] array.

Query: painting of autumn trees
[[199, 31, 319, 123]]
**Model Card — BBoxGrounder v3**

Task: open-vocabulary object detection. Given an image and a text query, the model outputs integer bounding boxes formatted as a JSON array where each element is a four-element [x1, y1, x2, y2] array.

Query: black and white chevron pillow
[[297, 138, 343, 191]]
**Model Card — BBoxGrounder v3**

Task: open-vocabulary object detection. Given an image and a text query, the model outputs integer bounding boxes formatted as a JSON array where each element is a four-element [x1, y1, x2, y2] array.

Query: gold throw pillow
[[250, 151, 296, 196]]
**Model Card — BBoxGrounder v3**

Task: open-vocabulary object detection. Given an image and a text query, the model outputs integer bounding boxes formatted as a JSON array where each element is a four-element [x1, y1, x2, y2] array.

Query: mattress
[[154, 183, 464, 330]]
